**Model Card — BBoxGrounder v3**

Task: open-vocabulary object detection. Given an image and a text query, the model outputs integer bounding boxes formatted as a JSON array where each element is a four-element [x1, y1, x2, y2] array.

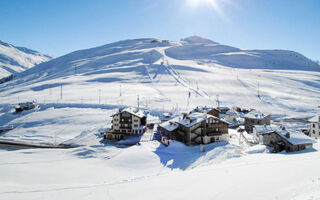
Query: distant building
[[217, 107, 230, 114], [244, 110, 270, 133], [160, 113, 178, 123], [254, 125, 315, 152], [225, 109, 238, 123], [158, 112, 229, 146], [190, 106, 221, 118], [15, 102, 36, 113], [106, 107, 147, 140], [309, 116, 320, 139]]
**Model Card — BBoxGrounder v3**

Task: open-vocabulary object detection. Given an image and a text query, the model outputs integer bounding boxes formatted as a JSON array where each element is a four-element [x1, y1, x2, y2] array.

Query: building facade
[[254, 125, 315, 152], [310, 116, 320, 139], [106, 107, 147, 140], [158, 112, 229, 146], [244, 110, 271, 133]]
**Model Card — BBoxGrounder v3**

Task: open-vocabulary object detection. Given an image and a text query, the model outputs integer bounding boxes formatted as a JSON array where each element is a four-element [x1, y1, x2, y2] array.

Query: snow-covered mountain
[[1, 36, 320, 199], [0, 40, 51, 78], [0, 36, 319, 118]]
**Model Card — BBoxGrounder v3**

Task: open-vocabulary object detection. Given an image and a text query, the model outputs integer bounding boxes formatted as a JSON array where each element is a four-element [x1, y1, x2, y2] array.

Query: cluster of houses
[[103, 106, 318, 153]]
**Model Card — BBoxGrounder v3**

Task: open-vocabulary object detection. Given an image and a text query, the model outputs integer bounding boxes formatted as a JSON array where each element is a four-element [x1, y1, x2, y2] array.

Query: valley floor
[[0, 101, 319, 200], [0, 139, 319, 200]]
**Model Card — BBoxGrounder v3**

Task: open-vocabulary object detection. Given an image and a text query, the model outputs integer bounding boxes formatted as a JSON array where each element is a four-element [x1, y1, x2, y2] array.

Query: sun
[[186, 0, 226, 19], [187, 0, 219, 8]]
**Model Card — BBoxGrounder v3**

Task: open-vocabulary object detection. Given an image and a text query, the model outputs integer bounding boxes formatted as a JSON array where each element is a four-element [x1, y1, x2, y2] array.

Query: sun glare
[[186, 0, 228, 21]]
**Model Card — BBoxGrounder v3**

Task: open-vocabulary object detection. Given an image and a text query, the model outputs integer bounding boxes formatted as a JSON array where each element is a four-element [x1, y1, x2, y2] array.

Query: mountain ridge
[[0, 40, 51, 78]]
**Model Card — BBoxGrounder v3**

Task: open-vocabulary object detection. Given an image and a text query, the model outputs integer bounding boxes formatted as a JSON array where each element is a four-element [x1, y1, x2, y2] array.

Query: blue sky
[[0, 0, 319, 61]]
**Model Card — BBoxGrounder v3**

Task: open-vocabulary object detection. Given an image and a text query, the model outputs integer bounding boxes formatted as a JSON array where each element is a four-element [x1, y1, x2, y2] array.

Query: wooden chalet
[[158, 112, 229, 146], [254, 125, 315, 152]]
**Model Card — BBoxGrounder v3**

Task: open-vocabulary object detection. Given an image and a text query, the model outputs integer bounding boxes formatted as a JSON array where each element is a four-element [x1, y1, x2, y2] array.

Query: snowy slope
[[0, 36, 319, 119], [0, 140, 320, 200], [0, 40, 51, 78], [0, 36, 320, 200]]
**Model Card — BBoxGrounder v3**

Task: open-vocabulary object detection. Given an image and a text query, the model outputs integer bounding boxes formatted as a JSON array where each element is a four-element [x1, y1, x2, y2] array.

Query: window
[[121, 119, 124, 122], [134, 119, 138, 122], [313, 124, 315, 128], [313, 130, 315, 134], [129, 119, 131, 122]]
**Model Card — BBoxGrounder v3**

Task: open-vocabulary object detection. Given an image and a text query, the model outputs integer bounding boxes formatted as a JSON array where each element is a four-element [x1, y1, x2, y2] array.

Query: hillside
[[0, 40, 51, 78], [0, 36, 320, 200], [0, 36, 319, 118]]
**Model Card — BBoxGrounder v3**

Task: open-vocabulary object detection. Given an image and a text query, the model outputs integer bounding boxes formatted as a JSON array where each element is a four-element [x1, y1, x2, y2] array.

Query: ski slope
[[0, 36, 319, 118], [0, 36, 320, 200]]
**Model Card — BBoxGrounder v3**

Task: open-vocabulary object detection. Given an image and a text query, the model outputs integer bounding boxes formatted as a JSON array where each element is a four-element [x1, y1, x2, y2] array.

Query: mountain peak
[[182, 36, 219, 45], [0, 39, 51, 78]]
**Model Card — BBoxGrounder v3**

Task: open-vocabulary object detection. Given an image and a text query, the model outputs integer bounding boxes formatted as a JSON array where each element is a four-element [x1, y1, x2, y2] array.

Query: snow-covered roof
[[190, 106, 217, 114], [254, 125, 314, 145], [159, 113, 177, 121], [308, 115, 320, 123], [17, 102, 36, 108], [159, 116, 181, 131], [276, 129, 315, 145], [254, 125, 275, 134], [217, 106, 230, 110], [244, 110, 269, 120], [177, 112, 228, 128], [226, 109, 237, 115], [111, 107, 146, 118]]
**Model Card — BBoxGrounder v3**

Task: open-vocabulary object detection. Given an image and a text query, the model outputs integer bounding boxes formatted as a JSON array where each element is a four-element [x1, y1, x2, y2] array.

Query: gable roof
[[254, 125, 275, 134], [276, 129, 315, 145], [244, 110, 270, 120], [159, 116, 181, 132], [111, 107, 146, 118], [255, 125, 315, 145], [177, 112, 229, 128]]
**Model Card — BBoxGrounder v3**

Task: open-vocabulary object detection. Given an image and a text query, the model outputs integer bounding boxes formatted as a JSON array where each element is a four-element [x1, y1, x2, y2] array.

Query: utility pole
[[60, 85, 63, 99], [257, 81, 260, 98], [120, 85, 123, 105], [137, 95, 140, 109], [216, 95, 220, 108]]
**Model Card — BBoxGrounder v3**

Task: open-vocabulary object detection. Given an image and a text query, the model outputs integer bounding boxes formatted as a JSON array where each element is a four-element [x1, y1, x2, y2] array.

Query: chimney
[[186, 117, 190, 124], [169, 121, 175, 129], [285, 132, 290, 139], [183, 113, 188, 119]]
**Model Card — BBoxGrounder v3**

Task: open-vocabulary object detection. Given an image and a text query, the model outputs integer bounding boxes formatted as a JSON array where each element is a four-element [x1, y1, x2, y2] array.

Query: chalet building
[[217, 107, 230, 114], [254, 125, 315, 152], [106, 107, 147, 140], [15, 102, 36, 113], [244, 110, 270, 133], [309, 116, 320, 139], [160, 113, 178, 123], [158, 112, 229, 146], [190, 106, 221, 118]]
